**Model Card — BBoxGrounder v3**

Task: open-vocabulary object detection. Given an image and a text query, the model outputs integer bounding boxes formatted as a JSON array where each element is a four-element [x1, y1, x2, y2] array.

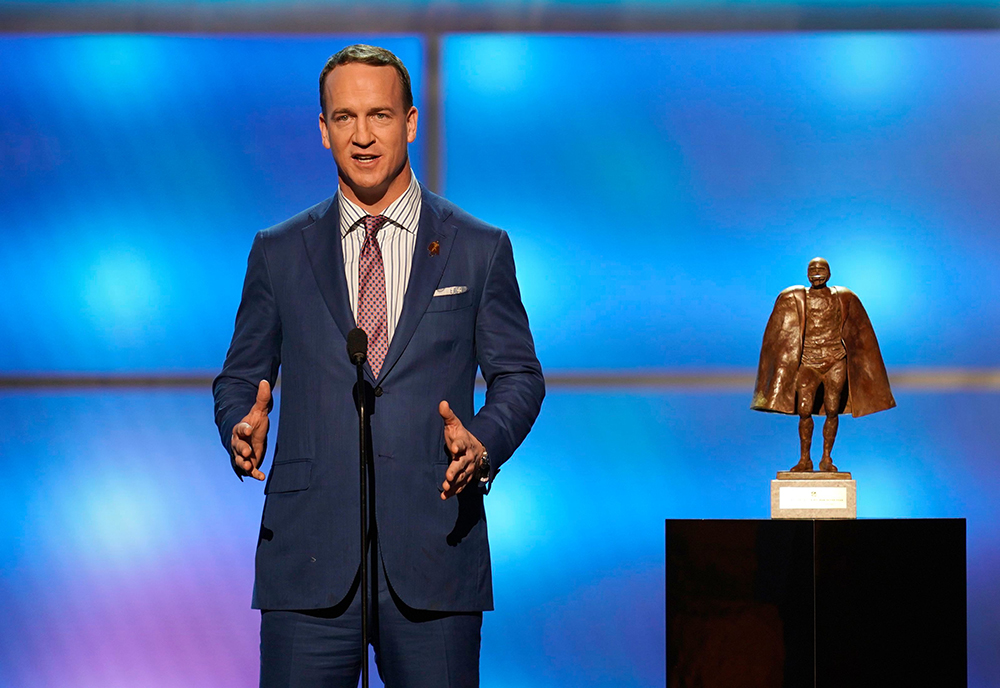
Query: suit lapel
[[377, 190, 456, 382], [300, 197, 374, 377]]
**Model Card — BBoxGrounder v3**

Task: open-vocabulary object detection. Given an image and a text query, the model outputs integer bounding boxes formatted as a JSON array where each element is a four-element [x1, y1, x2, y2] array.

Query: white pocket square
[[433, 285, 468, 297]]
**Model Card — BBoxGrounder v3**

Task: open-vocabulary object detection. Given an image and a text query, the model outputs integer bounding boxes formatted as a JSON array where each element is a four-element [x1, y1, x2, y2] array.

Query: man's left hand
[[439, 400, 485, 500]]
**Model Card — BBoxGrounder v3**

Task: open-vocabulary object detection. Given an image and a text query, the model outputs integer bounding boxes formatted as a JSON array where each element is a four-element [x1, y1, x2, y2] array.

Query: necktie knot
[[363, 214, 388, 237]]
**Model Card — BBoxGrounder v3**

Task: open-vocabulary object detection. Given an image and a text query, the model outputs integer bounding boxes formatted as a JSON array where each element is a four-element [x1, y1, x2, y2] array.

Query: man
[[751, 257, 894, 472], [213, 44, 544, 687]]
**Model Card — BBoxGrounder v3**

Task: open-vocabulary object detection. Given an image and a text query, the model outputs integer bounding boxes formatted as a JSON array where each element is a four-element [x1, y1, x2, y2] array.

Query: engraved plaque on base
[[771, 472, 856, 519]]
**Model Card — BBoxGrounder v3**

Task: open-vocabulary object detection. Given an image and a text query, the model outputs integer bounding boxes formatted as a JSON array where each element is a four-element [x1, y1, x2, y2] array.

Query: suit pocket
[[425, 290, 474, 313], [264, 458, 313, 494]]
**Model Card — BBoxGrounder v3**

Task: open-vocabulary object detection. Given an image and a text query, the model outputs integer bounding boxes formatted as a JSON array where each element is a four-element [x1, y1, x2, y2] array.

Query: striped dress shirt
[[339, 172, 421, 347]]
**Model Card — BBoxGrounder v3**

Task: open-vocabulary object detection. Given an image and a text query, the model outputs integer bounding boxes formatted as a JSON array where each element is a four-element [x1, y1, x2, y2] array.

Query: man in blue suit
[[213, 44, 545, 687]]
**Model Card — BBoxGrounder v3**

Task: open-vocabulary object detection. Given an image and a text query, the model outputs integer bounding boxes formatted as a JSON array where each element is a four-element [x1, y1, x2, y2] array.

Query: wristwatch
[[477, 450, 490, 484]]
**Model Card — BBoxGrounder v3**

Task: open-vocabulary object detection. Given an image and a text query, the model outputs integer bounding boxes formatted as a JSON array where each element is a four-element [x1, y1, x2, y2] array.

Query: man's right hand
[[230, 379, 272, 481]]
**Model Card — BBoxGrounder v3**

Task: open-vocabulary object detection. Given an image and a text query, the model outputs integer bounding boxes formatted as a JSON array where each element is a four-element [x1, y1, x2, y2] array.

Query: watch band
[[478, 450, 490, 484]]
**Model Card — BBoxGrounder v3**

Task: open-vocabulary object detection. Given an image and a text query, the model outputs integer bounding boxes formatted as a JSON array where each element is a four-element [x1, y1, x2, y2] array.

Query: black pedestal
[[665, 519, 966, 688]]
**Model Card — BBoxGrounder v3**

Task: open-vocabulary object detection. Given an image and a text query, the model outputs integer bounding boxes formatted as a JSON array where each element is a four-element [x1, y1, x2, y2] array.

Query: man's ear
[[319, 113, 332, 150], [406, 106, 418, 144]]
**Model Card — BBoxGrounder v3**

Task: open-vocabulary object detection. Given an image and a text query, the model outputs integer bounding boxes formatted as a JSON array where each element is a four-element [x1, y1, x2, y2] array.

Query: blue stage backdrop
[[0, 35, 424, 373], [2, 34, 1000, 373], [5, 0, 1000, 9], [1, 32, 999, 688], [1, 388, 998, 687], [442, 33, 1000, 371]]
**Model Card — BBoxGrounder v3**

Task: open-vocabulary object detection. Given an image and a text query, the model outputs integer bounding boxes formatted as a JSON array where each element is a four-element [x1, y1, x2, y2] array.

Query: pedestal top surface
[[776, 471, 852, 480]]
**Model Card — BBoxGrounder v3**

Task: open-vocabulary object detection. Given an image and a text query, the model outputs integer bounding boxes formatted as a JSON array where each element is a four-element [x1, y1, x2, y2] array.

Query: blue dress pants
[[259, 548, 482, 688]]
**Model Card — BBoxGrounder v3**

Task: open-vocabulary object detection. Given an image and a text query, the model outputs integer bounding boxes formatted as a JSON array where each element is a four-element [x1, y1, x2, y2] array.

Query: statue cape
[[751, 286, 896, 417]]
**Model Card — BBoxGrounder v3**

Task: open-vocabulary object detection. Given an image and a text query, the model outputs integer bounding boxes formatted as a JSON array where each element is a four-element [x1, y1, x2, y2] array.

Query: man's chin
[[338, 171, 388, 196], [347, 168, 386, 188], [337, 158, 409, 204]]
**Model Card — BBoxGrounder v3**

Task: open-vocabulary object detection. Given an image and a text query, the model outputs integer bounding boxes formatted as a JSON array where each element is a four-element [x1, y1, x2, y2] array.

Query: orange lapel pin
[[428, 241, 440, 256]]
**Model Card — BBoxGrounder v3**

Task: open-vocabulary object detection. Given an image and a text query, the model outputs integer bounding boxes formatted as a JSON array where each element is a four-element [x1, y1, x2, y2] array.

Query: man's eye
[[375, 113, 388, 120]]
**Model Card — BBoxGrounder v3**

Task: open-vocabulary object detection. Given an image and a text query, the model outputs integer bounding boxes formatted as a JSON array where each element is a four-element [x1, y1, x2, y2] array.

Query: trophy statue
[[752, 258, 895, 517]]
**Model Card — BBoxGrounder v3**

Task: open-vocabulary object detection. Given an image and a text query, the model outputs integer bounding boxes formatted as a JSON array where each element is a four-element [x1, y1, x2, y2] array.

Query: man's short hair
[[319, 44, 414, 115]]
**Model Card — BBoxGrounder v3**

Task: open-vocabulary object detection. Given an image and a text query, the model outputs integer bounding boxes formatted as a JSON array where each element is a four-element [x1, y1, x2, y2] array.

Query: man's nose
[[352, 119, 375, 147]]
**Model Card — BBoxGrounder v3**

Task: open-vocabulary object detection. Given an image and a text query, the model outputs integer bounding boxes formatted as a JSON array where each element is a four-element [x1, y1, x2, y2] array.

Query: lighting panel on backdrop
[[2, 389, 998, 686], [4, 34, 999, 373], [443, 33, 1000, 371], [0, 35, 424, 373]]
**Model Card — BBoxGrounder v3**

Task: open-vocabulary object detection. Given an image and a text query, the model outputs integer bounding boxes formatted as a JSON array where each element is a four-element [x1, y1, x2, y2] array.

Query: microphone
[[347, 327, 368, 366]]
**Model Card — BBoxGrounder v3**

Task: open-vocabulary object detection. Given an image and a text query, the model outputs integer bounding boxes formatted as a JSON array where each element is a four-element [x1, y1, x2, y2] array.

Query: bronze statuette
[[752, 257, 895, 473]]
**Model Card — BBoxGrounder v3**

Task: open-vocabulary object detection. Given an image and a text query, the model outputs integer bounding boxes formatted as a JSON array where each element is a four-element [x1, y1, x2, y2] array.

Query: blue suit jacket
[[213, 188, 545, 612]]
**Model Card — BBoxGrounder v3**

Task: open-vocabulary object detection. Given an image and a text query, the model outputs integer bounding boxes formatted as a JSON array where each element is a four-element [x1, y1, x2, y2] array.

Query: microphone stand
[[356, 357, 369, 688], [348, 329, 370, 688]]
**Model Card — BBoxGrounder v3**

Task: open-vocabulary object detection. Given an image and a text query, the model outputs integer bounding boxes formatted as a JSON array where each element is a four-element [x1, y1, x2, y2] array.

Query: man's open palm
[[439, 400, 484, 499], [231, 380, 271, 481]]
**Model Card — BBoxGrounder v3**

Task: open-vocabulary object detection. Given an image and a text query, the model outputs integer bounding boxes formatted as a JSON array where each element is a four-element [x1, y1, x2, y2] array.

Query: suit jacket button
[[374, 386, 383, 397]]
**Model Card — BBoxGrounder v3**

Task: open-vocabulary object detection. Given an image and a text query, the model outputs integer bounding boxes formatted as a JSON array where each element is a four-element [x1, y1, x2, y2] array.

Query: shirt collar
[[338, 171, 421, 238]]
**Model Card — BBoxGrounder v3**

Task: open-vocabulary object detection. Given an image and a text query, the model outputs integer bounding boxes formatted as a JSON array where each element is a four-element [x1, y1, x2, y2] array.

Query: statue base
[[771, 471, 856, 519], [665, 519, 967, 686]]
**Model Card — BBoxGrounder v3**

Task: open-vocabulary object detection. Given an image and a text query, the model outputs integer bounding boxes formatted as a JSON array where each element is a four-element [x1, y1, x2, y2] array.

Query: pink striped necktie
[[358, 214, 389, 377]]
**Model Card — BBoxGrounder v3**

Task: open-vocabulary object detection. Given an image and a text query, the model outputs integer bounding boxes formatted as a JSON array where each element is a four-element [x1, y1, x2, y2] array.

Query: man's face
[[319, 63, 417, 197], [807, 260, 830, 288]]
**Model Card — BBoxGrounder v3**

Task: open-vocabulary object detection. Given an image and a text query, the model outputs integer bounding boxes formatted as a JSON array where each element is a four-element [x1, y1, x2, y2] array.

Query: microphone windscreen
[[347, 327, 368, 364]]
